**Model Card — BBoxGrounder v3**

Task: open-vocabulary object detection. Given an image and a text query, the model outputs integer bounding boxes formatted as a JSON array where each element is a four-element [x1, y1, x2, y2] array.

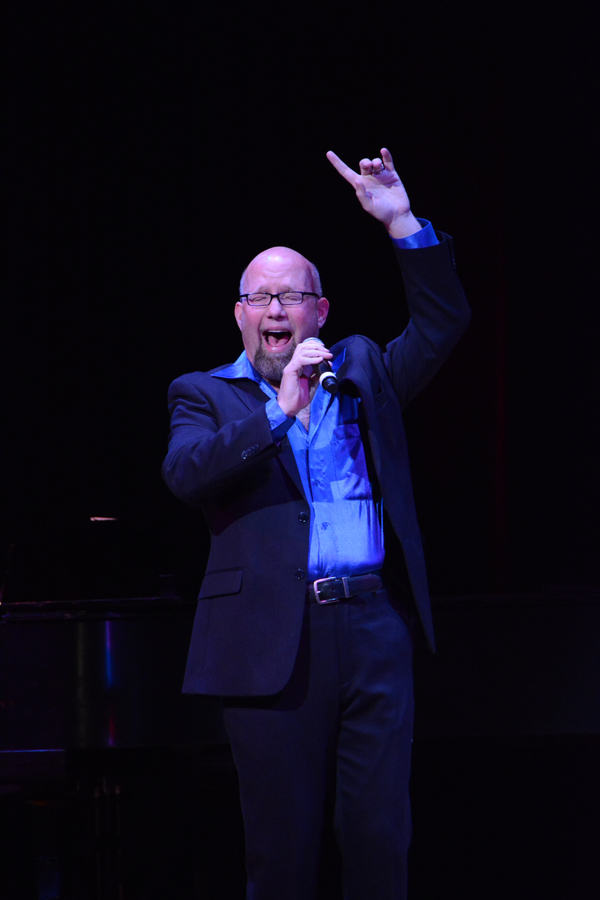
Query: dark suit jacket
[[162, 235, 470, 696]]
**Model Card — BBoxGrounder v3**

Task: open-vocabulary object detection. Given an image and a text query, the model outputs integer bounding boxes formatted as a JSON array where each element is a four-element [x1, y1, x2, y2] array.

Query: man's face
[[234, 248, 329, 386]]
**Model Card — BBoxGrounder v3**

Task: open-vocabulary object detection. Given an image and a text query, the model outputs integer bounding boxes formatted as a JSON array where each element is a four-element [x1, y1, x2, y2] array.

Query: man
[[162, 147, 470, 899]]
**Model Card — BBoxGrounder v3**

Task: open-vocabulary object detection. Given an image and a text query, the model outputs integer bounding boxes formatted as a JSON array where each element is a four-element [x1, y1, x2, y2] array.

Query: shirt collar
[[211, 351, 258, 382]]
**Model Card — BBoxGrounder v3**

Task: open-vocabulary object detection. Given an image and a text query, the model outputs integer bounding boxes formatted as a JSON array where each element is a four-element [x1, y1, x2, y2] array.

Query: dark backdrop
[[3, 1, 598, 599]]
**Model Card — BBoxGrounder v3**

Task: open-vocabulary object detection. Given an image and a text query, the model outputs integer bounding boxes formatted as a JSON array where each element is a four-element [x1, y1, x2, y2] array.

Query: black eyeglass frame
[[239, 291, 320, 307]]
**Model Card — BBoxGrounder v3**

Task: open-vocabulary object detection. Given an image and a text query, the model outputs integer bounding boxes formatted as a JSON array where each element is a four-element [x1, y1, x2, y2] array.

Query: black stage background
[[4, 0, 599, 597], [3, 1, 599, 897]]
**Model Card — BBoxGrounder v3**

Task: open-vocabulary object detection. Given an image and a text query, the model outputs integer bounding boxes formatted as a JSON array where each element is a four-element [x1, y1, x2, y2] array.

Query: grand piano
[[2, 519, 600, 899]]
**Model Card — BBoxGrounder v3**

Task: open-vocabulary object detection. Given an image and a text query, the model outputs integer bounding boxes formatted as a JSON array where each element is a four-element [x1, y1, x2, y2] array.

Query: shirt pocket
[[330, 424, 373, 500]]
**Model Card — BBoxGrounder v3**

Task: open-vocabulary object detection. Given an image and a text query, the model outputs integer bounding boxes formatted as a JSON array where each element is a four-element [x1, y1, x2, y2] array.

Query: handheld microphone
[[301, 338, 338, 394]]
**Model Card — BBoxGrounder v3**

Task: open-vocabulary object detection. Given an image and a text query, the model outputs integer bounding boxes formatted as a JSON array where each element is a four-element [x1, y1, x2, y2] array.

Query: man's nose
[[267, 297, 285, 315]]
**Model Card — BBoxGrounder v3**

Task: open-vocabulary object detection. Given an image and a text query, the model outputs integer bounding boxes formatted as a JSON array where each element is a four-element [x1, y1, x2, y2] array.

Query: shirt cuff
[[391, 218, 438, 249], [265, 397, 294, 441]]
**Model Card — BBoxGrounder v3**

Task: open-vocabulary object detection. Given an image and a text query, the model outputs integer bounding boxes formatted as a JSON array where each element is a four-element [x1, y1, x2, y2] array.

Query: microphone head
[[319, 371, 338, 394]]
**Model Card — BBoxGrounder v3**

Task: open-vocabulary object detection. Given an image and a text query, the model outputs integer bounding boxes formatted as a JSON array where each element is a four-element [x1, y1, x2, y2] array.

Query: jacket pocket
[[198, 568, 243, 599]]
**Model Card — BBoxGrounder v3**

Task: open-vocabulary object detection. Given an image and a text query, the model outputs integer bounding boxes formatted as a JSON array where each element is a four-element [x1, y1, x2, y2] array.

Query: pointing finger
[[326, 150, 358, 186]]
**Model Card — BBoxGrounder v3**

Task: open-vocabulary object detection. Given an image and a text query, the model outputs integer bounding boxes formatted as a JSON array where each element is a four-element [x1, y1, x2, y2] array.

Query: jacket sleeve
[[161, 373, 282, 507], [383, 231, 471, 408]]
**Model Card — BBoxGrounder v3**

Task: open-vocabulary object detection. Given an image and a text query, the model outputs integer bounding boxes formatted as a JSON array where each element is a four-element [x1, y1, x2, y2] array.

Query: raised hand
[[326, 147, 421, 239]]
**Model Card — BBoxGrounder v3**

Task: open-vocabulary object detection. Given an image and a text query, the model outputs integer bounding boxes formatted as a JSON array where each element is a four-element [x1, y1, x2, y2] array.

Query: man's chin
[[252, 341, 296, 386]]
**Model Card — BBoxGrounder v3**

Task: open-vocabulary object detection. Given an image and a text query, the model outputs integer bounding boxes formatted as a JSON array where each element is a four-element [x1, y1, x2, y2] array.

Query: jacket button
[[241, 443, 260, 460], [294, 569, 305, 580], [298, 512, 309, 523]]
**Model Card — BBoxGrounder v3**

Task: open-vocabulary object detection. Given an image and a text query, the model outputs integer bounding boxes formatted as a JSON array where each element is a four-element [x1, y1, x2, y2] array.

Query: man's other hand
[[326, 147, 422, 240]]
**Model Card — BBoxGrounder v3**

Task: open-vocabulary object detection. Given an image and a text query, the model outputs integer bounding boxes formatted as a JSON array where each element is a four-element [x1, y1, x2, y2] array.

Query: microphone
[[301, 337, 338, 394]]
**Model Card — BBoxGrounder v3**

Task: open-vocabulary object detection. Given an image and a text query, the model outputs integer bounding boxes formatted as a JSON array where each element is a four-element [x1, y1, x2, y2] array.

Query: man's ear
[[234, 301, 243, 331], [317, 297, 329, 328]]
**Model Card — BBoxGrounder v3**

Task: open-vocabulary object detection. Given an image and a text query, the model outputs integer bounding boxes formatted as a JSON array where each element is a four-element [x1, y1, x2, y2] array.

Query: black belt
[[306, 573, 382, 604]]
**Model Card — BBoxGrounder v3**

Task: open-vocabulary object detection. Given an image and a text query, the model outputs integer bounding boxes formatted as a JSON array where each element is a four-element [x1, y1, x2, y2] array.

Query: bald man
[[162, 149, 470, 900]]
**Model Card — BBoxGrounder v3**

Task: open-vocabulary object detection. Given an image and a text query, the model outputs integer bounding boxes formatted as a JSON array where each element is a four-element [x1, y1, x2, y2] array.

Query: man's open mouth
[[263, 330, 292, 348]]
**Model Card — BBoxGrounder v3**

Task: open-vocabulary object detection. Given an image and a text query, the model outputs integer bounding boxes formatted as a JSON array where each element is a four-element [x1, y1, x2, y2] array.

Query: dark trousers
[[223, 587, 414, 900]]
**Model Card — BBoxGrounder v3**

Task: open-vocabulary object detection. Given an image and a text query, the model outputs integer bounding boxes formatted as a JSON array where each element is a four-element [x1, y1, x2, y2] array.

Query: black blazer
[[162, 236, 470, 696]]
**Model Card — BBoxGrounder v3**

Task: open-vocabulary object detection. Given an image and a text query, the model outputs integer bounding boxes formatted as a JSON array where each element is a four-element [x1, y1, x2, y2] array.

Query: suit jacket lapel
[[275, 438, 305, 497], [227, 378, 269, 412], [225, 378, 306, 498]]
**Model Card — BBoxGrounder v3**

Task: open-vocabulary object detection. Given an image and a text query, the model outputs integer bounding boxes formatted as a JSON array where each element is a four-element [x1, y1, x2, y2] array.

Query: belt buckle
[[313, 575, 346, 604]]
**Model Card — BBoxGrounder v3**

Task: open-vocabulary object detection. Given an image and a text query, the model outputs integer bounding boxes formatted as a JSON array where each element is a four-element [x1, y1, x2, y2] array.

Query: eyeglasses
[[239, 291, 319, 308]]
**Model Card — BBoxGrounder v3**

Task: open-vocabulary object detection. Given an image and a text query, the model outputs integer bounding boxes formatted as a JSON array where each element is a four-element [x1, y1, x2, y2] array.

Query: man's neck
[[296, 404, 311, 431]]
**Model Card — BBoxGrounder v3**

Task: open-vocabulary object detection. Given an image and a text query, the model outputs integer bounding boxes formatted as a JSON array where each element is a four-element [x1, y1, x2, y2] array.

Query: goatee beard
[[252, 339, 296, 387]]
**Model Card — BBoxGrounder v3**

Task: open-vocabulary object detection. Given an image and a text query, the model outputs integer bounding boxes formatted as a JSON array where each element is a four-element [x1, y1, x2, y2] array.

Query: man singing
[[162, 147, 470, 899]]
